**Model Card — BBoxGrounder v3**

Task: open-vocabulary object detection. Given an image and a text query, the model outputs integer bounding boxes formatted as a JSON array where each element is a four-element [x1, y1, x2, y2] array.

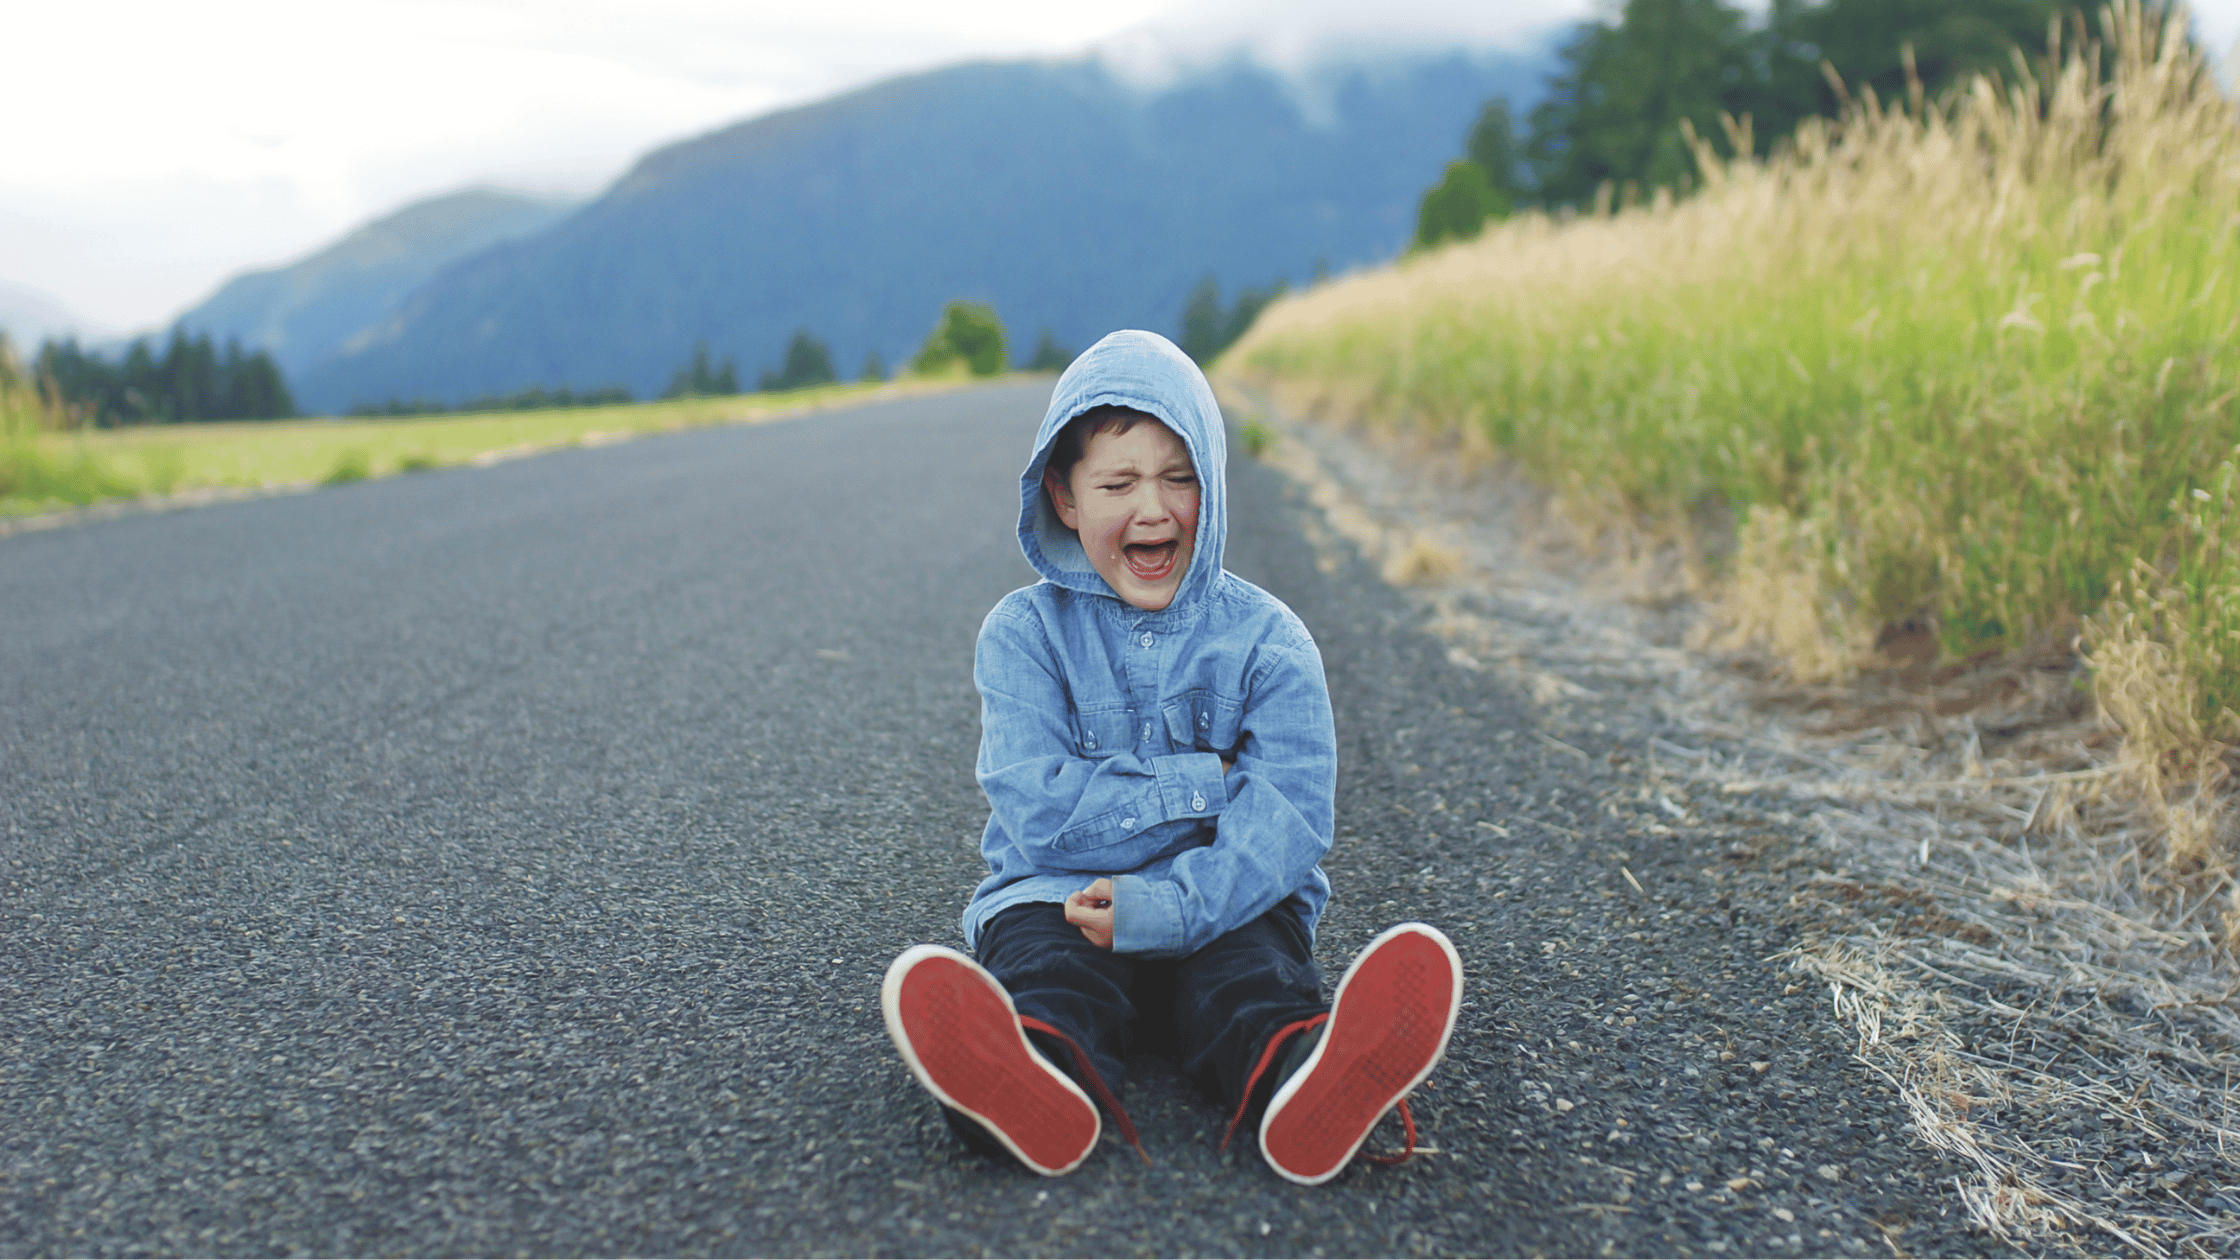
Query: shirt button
[[1139, 633, 1154, 648], [1141, 722, 1152, 741], [1191, 793, 1206, 811], [1122, 817, 1137, 830], [1198, 713, 1209, 729]]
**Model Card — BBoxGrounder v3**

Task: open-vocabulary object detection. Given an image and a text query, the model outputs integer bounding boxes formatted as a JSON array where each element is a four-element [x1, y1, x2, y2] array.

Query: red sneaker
[[1259, 922, 1463, 1185], [881, 945, 1101, 1176]]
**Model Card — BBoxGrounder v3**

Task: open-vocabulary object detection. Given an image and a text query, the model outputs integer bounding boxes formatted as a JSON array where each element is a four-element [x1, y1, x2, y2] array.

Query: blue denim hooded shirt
[[963, 330, 1335, 958]]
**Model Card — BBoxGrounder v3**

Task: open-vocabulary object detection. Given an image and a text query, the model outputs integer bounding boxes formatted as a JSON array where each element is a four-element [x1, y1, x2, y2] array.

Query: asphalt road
[[2, 381, 1989, 1257]]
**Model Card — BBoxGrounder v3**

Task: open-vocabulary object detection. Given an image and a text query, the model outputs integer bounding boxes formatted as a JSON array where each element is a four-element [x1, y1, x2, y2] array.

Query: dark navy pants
[[951, 901, 1328, 1155]]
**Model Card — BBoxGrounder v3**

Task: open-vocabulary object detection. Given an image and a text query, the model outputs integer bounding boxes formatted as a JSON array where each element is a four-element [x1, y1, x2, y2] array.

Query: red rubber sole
[[884, 947, 1099, 1176], [1260, 924, 1461, 1184]]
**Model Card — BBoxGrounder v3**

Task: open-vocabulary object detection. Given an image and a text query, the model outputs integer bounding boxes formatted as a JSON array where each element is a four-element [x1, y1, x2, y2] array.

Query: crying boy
[[880, 330, 1462, 1183]]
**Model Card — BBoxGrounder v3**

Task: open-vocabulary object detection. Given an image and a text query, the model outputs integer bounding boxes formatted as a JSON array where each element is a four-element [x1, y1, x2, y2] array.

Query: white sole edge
[[879, 943, 1101, 1176], [1259, 922, 1465, 1186]]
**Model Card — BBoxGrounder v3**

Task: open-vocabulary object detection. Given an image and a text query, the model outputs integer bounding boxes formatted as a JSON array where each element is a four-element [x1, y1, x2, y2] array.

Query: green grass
[[0, 378, 951, 519], [1230, 3, 2239, 718]]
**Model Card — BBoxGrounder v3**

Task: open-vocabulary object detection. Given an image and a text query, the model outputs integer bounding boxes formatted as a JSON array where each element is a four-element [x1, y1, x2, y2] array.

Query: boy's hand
[[1065, 878, 1116, 950]]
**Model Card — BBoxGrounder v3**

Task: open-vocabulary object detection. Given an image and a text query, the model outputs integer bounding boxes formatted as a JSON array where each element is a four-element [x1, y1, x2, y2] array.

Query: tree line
[[34, 333, 295, 426], [654, 302, 1083, 401], [1416, 0, 2090, 247], [27, 291, 1274, 424]]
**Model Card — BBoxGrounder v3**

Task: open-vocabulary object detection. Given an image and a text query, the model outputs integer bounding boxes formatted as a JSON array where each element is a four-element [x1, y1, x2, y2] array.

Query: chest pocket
[[1163, 689, 1244, 756], [1072, 704, 1138, 758]]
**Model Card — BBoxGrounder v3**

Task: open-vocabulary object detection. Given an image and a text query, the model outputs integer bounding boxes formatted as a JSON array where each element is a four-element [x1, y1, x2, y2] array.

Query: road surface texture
[[2, 381, 1993, 1257]]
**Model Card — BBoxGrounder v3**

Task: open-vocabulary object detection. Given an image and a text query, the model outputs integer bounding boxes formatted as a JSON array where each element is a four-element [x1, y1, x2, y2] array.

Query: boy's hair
[[1045, 405, 1160, 482]]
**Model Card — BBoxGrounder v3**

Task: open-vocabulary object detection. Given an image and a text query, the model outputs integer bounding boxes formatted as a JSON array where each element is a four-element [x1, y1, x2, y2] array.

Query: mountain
[[0, 279, 106, 352], [277, 48, 1552, 412], [172, 188, 579, 389]]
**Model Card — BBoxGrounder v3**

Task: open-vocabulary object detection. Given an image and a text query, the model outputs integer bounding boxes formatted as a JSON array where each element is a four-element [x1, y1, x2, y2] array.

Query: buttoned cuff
[[1151, 752, 1229, 821], [1110, 873, 1183, 956]]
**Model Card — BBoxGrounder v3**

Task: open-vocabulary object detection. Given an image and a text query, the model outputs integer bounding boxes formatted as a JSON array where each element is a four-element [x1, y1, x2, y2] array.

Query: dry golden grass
[[1229, 387, 2240, 1254], [1231, 0, 2240, 900], [1231, 15, 2240, 1243]]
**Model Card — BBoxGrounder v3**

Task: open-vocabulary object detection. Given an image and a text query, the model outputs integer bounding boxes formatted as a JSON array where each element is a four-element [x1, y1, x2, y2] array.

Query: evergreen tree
[[1178, 277, 1224, 365], [1178, 276, 1287, 365], [219, 339, 297, 419], [1786, 0, 2070, 117], [664, 341, 740, 398], [1507, 0, 2077, 213], [759, 330, 837, 392], [1525, 0, 1764, 209], [1414, 161, 1511, 249], [1412, 96, 1525, 249], [1465, 98, 1526, 202], [31, 332, 294, 424], [1026, 330, 1074, 372], [860, 350, 887, 383], [1222, 281, 1285, 351], [120, 341, 156, 419]]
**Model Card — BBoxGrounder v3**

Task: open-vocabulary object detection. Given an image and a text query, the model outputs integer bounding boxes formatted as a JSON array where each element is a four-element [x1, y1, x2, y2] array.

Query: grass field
[[1228, 3, 2240, 864], [0, 377, 959, 521]]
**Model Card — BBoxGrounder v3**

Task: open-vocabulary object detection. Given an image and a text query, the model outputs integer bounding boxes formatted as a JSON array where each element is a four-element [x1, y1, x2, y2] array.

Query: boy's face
[[1044, 418, 1200, 612]]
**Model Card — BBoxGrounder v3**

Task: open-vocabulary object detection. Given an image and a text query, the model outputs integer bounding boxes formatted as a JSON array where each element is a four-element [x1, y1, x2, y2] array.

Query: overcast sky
[[3, 0, 2232, 338]]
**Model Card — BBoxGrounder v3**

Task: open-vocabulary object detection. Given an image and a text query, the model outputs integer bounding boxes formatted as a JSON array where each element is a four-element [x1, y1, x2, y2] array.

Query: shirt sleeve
[[1109, 636, 1336, 958], [975, 610, 1233, 875]]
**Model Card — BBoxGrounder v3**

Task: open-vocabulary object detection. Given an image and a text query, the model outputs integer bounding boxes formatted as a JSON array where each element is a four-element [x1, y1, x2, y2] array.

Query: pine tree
[[1414, 161, 1511, 249], [1178, 277, 1224, 365], [665, 342, 739, 398], [1524, 0, 1761, 209], [1465, 98, 1526, 202], [1178, 277, 1286, 365], [760, 330, 837, 392], [1026, 330, 1074, 373]]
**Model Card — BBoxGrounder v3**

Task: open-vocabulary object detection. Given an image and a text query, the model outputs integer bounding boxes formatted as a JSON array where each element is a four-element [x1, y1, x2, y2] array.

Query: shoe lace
[[1218, 1013, 1326, 1152], [1216, 1012, 1419, 1167], [1363, 1099, 1418, 1166], [1017, 1015, 1152, 1166]]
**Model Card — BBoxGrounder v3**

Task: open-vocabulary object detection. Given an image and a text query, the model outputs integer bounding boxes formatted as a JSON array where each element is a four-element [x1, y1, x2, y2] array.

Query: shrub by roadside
[[911, 301, 1008, 378]]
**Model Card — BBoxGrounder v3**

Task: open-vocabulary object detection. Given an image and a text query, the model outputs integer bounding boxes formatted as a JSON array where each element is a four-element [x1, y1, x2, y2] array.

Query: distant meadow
[[0, 377, 920, 520]]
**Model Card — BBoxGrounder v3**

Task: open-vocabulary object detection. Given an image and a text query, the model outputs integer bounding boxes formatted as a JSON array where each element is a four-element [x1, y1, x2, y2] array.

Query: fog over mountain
[[176, 39, 1556, 412], [0, 279, 105, 352]]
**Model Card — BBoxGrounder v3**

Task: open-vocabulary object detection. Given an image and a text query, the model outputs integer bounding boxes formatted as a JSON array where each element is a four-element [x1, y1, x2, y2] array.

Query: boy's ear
[[1043, 466, 1080, 531]]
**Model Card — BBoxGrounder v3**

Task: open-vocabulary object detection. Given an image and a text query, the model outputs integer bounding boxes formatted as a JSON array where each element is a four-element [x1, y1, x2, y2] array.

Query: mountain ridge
[[182, 44, 1556, 412], [172, 189, 581, 390]]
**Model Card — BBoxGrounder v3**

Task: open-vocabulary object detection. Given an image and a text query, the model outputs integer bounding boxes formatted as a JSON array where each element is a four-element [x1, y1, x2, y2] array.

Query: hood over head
[[1019, 330, 1227, 611]]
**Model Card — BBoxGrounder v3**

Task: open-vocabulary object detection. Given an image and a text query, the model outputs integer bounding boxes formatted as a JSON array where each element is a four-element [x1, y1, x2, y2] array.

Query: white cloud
[[3, 0, 2234, 333], [1097, 0, 1587, 85]]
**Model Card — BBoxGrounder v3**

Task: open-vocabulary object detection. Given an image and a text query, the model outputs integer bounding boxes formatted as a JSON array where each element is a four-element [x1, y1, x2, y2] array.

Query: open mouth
[[1123, 540, 1179, 581]]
